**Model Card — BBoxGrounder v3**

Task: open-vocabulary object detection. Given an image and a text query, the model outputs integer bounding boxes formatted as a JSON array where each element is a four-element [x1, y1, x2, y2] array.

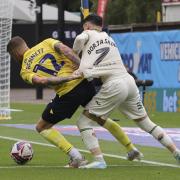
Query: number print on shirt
[[93, 47, 110, 66], [33, 54, 65, 76]]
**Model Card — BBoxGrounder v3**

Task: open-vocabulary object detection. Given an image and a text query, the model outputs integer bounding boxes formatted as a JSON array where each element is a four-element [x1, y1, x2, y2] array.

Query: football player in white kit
[[73, 14, 180, 168]]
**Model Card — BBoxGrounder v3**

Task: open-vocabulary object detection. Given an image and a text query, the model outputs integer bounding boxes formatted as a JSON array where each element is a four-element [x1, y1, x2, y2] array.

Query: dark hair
[[82, 14, 103, 27]]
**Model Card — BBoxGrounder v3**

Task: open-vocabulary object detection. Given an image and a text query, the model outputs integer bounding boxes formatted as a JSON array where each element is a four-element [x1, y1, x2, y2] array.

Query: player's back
[[79, 30, 127, 79], [21, 38, 83, 96]]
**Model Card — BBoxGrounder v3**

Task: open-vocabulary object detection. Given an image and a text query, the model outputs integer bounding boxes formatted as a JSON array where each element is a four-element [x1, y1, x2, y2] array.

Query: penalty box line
[[0, 135, 179, 169]]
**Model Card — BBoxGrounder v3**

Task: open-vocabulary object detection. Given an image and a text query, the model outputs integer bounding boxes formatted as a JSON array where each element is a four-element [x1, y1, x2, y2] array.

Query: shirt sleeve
[[44, 38, 60, 50], [20, 68, 36, 84], [73, 31, 89, 55]]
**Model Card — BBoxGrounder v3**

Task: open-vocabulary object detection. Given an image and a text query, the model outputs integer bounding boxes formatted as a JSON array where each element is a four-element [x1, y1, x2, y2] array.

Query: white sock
[[80, 129, 100, 150], [68, 147, 82, 160], [173, 149, 180, 156], [77, 114, 105, 162], [136, 116, 176, 150], [94, 154, 105, 162]]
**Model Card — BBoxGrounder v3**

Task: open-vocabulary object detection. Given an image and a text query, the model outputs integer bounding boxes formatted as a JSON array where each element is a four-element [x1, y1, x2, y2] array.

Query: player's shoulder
[[84, 30, 106, 38], [83, 30, 96, 34], [80, 30, 98, 40], [40, 38, 61, 50], [42, 38, 60, 44]]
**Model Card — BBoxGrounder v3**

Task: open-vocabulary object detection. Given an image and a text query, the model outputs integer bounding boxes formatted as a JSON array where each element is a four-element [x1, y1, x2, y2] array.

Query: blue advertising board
[[111, 30, 180, 88]]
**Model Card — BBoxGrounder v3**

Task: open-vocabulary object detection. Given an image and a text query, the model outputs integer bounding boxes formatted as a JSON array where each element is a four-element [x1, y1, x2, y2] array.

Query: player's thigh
[[42, 80, 96, 124], [41, 94, 79, 124], [118, 92, 147, 119], [77, 79, 96, 107], [86, 80, 128, 117]]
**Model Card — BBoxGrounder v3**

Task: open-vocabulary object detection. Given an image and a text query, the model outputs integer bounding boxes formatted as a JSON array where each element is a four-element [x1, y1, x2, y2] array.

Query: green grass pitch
[[0, 103, 179, 180]]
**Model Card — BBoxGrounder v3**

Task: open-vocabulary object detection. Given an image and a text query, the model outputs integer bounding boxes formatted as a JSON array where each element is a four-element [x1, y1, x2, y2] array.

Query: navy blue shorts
[[42, 80, 96, 124]]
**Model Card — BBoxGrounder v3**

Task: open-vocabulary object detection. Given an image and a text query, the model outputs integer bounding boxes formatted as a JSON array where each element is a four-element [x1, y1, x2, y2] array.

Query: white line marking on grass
[[0, 165, 65, 169], [0, 164, 175, 169], [3, 109, 23, 112], [0, 135, 179, 169]]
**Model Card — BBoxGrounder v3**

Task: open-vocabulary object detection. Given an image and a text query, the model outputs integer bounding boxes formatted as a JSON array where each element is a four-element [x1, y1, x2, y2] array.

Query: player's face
[[83, 22, 89, 30]]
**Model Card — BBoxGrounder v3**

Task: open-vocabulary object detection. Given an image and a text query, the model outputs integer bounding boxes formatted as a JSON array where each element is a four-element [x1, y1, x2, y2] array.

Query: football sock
[[103, 118, 135, 152], [94, 154, 105, 162], [136, 116, 176, 153], [77, 115, 105, 162], [80, 128, 100, 150], [80, 129, 105, 162], [40, 128, 73, 154], [68, 147, 83, 160]]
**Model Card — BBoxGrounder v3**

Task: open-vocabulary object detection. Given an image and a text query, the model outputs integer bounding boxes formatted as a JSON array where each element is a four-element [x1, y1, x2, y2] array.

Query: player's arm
[[73, 31, 89, 55], [32, 74, 80, 86], [21, 69, 80, 86], [54, 42, 80, 66]]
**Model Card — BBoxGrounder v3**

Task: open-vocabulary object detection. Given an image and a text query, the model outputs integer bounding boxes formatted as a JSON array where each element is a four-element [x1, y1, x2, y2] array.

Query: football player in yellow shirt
[[7, 36, 140, 169]]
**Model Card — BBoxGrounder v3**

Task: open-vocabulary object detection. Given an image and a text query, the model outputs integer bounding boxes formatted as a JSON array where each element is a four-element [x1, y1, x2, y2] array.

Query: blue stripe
[[82, 0, 89, 9]]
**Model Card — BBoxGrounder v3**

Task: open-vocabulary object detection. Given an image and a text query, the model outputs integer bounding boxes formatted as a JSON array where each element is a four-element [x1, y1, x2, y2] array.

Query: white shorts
[[85, 74, 147, 119]]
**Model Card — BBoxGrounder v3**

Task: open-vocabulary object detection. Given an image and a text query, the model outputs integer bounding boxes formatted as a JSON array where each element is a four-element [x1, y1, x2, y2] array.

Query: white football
[[10, 141, 33, 165]]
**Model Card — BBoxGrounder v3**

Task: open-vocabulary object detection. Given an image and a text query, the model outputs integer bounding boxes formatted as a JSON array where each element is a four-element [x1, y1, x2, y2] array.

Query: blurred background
[[9, 0, 180, 113]]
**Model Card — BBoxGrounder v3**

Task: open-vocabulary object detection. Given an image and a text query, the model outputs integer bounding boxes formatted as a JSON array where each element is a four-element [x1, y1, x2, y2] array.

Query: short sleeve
[[73, 31, 89, 54], [44, 38, 60, 50], [20, 69, 36, 84]]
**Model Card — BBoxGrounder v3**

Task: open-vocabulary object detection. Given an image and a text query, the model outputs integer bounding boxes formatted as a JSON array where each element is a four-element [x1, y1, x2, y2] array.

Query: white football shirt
[[73, 30, 127, 80]]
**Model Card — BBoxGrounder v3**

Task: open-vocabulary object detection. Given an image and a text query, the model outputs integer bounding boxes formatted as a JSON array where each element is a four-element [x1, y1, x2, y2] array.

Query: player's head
[[7, 36, 29, 62], [82, 14, 103, 31]]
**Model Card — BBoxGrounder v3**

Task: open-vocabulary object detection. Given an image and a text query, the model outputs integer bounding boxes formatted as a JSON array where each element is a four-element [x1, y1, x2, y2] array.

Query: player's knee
[[35, 123, 44, 133], [134, 116, 156, 132], [35, 118, 52, 133], [35, 124, 42, 133], [82, 110, 106, 126], [76, 114, 87, 129], [83, 110, 91, 118], [77, 113, 96, 129]]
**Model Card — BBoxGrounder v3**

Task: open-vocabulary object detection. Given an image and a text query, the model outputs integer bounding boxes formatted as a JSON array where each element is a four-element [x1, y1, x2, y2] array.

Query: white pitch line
[[0, 135, 179, 169], [2, 109, 23, 112], [0, 164, 174, 169], [0, 165, 65, 169]]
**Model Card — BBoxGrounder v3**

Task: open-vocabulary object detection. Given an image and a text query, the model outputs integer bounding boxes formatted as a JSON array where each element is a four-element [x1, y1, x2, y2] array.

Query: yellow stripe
[[83, 9, 89, 18]]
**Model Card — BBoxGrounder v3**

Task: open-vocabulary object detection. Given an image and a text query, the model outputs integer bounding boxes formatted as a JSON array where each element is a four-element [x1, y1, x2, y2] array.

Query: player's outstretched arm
[[54, 42, 80, 66], [32, 74, 81, 86]]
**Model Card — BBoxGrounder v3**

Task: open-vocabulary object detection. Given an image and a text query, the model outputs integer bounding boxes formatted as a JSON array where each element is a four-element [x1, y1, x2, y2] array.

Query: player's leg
[[81, 79, 142, 162], [36, 118, 87, 167], [36, 94, 88, 168], [76, 80, 107, 168], [134, 116, 180, 163], [83, 110, 142, 161], [77, 111, 141, 168], [119, 76, 180, 163], [36, 118, 79, 155], [76, 114, 107, 169]]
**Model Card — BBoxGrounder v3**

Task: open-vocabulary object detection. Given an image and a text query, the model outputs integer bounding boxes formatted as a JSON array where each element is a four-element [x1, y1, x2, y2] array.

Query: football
[[10, 141, 33, 165]]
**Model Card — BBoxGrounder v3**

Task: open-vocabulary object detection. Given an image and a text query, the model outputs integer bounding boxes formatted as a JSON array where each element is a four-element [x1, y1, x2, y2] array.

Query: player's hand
[[73, 69, 83, 76], [71, 64, 79, 70], [69, 70, 83, 80]]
